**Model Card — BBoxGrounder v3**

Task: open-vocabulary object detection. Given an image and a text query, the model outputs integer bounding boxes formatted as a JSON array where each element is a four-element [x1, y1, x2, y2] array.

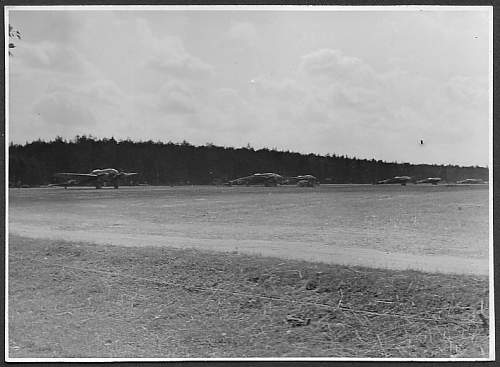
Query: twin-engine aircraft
[[225, 173, 283, 187], [225, 173, 320, 187], [416, 177, 442, 185], [377, 176, 445, 185], [457, 178, 486, 184], [51, 168, 138, 189], [285, 175, 320, 187], [376, 176, 412, 186]]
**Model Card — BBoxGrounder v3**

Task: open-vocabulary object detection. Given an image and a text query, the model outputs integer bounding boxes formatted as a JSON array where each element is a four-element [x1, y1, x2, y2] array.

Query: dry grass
[[8, 235, 489, 358]]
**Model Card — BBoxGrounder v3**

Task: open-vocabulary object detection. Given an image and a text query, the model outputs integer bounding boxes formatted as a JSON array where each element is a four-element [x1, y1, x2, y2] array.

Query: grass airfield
[[10, 184, 489, 274], [8, 184, 491, 358]]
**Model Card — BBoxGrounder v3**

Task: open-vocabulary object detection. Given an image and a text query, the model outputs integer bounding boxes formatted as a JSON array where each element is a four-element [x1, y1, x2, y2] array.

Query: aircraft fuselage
[[377, 176, 412, 185], [226, 173, 283, 186], [416, 177, 442, 185]]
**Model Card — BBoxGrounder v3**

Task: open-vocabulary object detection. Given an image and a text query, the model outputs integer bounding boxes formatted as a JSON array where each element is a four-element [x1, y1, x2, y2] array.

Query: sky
[[7, 6, 491, 166]]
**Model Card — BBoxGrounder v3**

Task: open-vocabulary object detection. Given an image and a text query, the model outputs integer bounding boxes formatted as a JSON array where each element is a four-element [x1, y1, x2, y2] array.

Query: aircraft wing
[[54, 173, 99, 179], [119, 172, 138, 177], [53, 173, 99, 185], [49, 182, 77, 187]]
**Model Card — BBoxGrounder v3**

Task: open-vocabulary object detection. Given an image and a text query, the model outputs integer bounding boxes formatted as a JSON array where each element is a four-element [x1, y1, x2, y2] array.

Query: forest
[[9, 136, 488, 186]]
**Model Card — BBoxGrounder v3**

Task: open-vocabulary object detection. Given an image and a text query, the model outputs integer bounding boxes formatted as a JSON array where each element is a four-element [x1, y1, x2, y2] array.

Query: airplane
[[284, 175, 320, 187], [416, 177, 442, 185], [51, 168, 138, 189], [376, 176, 412, 186], [225, 173, 284, 187], [457, 178, 486, 184]]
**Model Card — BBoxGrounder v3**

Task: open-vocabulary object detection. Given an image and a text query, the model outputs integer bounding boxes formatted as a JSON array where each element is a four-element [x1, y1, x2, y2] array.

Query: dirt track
[[9, 185, 490, 275]]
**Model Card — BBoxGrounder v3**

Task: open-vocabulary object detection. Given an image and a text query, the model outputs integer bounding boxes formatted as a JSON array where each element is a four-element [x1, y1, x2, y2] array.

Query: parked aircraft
[[376, 176, 412, 186], [285, 175, 320, 187], [225, 173, 283, 186], [416, 177, 442, 185], [51, 168, 138, 189], [457, 178, 486, 184]]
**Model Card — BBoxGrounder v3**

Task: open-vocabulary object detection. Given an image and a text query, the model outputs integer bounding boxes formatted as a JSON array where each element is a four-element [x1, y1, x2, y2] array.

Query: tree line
[[9, 135, 488, 186]]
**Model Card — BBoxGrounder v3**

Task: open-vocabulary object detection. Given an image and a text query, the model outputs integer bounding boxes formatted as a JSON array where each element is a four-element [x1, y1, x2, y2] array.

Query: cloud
[[238, 47, 488, 164], [77, 80, 126, 107], [157, 81, 197, 115], [47, 14, 216, 92], [9, 13, 217, 142], [300, 49, 376, 85], [13, 40, 96, 76], [26, 78, 135, 141], [137, 19, 214, 81], [147, 53, 214, 80]]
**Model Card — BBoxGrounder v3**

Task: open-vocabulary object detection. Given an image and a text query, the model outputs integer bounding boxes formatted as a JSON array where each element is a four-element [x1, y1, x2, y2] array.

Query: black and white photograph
[[6, 5, 493, 361]]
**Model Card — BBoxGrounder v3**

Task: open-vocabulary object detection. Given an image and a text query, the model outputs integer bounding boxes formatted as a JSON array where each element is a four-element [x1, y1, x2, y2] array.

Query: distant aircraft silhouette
[[51, 168, 138, 189], [457, 178, 486, 184], [376, 176, 412, 186], [284, 175, 320, 187], [416, 177, 441, 185], [225, 173, 283, 187]]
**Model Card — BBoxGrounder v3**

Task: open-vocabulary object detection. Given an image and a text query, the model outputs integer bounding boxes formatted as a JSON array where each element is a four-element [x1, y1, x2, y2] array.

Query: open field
[[8, 184, 491, 358], [9, 184, 489, 274], [8, 235, 489, 358]]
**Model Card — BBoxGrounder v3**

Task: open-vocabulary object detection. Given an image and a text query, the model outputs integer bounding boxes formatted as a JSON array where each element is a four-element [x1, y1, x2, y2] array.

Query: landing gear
[[114, 182, 119, 189], [95, 182, 103, 189], [297, 180, 313, 187]]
